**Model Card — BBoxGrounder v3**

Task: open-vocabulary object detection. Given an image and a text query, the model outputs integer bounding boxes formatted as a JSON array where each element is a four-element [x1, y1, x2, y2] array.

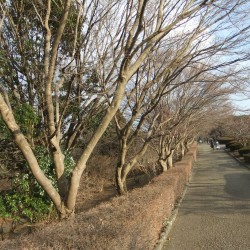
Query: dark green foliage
[[225, 140, 237, 149], [228, 142, 242, 151], [0, 178, 54, 222], [0, 147, 74, 222], [244, 154, 250, 164], [0, 103, 39, 175], [217, 137, 234, 145], [238, 147, 250, 157], [14, 103, 39, 134], [0, 103, 38, 139], [0, 116, 10, 139]]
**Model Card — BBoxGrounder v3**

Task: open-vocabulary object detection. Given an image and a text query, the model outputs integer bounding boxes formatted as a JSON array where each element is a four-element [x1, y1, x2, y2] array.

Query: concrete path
[[163, 144, 250, 250]]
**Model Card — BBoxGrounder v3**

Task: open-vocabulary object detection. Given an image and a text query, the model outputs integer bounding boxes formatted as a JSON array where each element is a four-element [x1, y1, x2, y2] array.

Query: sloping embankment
[[0, 143, 197, 250]]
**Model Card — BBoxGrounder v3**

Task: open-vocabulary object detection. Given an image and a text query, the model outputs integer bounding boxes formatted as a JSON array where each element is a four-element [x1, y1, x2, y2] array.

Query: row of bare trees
[[0, 0, 250, 218]]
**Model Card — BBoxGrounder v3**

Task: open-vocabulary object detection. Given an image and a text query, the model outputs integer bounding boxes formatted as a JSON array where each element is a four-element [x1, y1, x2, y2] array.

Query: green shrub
[[244, 153, 250, 163], [218, 137, 234, 145], [228, 142, 242, 151], [0, 180, 54, 222], [0, 147, 74, 222], [225, 140, 236, 148], [238, 147, 250, 157], [0, 103, 38, 140]]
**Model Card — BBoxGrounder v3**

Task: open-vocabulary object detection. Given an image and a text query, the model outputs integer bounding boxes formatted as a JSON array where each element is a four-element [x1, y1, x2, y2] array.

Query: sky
[[230, 93, 250, 115]]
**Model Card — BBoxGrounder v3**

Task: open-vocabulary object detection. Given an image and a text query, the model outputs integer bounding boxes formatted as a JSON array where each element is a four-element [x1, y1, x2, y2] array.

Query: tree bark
[[0, 94, 67, 216], [167, 150, 174, 169], [158, 159, 168, 172], [67, 76, 129, 209]]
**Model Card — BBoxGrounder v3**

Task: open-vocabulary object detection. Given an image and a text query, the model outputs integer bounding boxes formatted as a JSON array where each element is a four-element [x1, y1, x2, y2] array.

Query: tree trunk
[[0, 94, 64, 215], [52, 149, 68, 200], [66, 76, 129, 210], [180, 141, 185, 158], [158, 159, 168, 172], [167, 150, 174, 169], [116, 165, 127, 195], [158, 135, 168, 171], [116, 142, 149, 195]]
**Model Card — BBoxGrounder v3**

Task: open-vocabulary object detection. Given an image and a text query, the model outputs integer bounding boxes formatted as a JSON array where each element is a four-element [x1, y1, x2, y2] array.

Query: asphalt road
[[163, 144, 250, 250]]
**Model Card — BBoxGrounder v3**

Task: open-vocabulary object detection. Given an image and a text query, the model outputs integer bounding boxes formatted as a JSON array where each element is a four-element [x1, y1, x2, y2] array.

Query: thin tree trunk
[[167, 150, 174, 169], [158, 135, 168, 171], [67, 76, 129, 210], [116, 165, 127, 195], [116, 142, 149, 194], [180, 141, 185, 158]]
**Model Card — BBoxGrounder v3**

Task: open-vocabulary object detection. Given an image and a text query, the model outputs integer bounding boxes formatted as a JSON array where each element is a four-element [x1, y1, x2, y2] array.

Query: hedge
[[238, 147, 250, 157], [217, 137, 234, 145], [244, 154, 250, 164], [0, 144, 198, 250], [228, 142, 242, 151]]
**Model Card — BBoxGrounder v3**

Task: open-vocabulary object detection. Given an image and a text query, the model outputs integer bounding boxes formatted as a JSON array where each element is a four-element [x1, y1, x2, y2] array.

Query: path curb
[[224, 148, 250, 170], [153, 145, 197, 250], [153, 184, 188, 250]]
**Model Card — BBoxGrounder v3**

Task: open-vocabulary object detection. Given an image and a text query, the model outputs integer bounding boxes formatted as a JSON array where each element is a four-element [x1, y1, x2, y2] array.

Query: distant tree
[[114, 7, 250, 193], [1, 0, 231, 218], [223, 115, 250, 146]]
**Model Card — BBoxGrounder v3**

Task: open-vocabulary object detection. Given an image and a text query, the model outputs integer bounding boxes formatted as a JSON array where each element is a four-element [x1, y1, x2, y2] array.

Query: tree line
[[0, 0, 250, 219]]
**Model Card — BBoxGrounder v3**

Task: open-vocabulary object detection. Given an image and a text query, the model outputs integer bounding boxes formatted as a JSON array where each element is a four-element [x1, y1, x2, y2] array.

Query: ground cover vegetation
[[0, 146, 197, 248], [0, 0, 250, 240], [217, 115, 250, 163]]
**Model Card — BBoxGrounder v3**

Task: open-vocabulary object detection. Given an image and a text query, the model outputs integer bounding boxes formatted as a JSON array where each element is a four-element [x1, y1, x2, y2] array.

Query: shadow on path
[[163, 144, 250, 250]]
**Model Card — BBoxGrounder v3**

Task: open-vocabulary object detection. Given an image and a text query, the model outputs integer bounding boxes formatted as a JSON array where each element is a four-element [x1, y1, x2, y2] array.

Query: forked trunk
[[116, 166, 127, 195], [158, 159, 168, 172], [0, 94, 65, 217], [58, 203, 75, 220]]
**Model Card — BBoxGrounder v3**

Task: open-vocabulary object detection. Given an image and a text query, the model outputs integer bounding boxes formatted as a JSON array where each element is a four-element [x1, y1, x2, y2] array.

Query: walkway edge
[[224, 148, 250, 170], [153, 185, 188, 250]]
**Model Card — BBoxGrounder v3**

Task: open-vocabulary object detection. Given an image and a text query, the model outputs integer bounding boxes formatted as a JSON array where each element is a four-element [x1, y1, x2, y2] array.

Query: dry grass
[[0, 144, 197, 250]]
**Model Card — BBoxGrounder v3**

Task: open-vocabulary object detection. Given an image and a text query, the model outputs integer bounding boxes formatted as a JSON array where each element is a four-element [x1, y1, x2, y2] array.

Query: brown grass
[[0, 144, 197, 250]]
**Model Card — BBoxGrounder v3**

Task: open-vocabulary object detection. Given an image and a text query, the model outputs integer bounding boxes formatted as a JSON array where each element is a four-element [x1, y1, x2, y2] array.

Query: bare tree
[[155, 75, 235, 171], [1, 0, 226, 218], [223, 115, 250, 146], [113, 8, 250, 193]]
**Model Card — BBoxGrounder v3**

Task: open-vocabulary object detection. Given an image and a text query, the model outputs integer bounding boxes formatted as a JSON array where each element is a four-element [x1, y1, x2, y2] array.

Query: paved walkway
[[163, 144, 250, 250]]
